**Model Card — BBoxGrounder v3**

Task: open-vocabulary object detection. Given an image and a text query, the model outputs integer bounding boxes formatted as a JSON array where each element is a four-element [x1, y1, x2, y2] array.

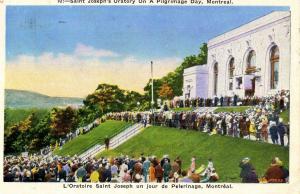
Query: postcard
[[1, 0, 300, 194]]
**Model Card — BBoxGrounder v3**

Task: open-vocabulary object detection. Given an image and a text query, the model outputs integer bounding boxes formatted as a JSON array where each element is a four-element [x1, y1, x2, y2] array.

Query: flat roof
[[183, 64, 208, 74], [208, 11, 290, 49]]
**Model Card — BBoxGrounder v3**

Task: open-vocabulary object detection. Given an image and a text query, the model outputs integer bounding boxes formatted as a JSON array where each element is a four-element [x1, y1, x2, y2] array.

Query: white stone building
[[183, 65, 209, 99], [206, 11, 291, 98]]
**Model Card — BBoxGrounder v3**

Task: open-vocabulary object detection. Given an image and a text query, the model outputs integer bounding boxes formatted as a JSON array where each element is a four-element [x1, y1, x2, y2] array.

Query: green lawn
[[4, 108, 49, 128], [280, 109, 289, 124], [214, 106, 250, 113], [172, 107, 193, 112], [98, 126, 289, 182], [54, 120, 132, 156]]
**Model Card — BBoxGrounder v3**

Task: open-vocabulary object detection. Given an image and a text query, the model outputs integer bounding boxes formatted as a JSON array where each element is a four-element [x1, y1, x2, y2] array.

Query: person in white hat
[[277, 118, 286, 146], [269, 121, 279, 144]]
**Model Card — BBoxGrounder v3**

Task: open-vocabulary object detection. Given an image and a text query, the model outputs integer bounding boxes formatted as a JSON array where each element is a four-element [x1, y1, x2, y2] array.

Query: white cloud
[[74, 43, 119, 58], [6, 44, 182, 97]]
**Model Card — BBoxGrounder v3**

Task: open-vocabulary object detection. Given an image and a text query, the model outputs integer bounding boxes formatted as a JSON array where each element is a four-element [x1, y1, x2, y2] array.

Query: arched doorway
[[245, 50, 256, 97], [213, 63, 218, 96], [228, 58, 235, 90], [270, 45, 279, 90]]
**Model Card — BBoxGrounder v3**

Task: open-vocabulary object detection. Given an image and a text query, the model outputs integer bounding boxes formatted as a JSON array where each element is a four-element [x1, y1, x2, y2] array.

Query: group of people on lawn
[[169, 90, 289, 109], [105, 91, 289, 146], [4, 153, 288, 183], [239, 157, 289, 183]]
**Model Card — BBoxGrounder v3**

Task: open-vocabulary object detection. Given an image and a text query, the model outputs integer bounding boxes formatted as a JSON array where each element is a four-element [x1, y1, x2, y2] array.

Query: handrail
[[76, 122, 132, 155], [109, 123, 142, 148], [80, 144, 105, 160], [79, 123, 138, 160], [80, 123, 143, 161], [107, 122, 134, 139]]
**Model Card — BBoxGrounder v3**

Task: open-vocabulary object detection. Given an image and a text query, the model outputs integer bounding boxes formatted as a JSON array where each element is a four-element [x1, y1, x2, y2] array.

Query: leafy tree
[[124, 90, 145, 111], [4, 113, 40, 153], [84, 84, 127, 114], [159, 83, 174, 100], [50, 107, 78, 138], [143, 43, 207, 99], [4, 124, 20, 153], [77, 106, 99, 127], [143, 79, 163, 108], [18, 114, 32, 132], [29, 113, 52, 151]]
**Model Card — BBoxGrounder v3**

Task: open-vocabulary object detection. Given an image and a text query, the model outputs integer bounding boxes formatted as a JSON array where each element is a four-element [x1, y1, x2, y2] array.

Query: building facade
[[206, 11, 291, 98], [183, 65, 209, 99]]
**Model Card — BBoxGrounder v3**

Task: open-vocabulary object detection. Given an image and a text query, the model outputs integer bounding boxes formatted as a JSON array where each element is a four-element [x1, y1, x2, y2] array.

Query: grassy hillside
[[5, 108, 49, 128], [171, 106, 250, 113], [99, 126, 289, 182], [214, 106, 250, 113], [5, 89, 83, 109], [172, 107, 193, 112], [54, 120, 132, 157]]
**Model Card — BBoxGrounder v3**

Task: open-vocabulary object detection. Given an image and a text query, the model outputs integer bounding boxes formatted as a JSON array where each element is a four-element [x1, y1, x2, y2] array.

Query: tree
[[143, 43, 207, 98], [50, 107, 78, 138], [124, 90, 145, 111], [18, 114, 32, 132], [143, 79, 163, 108], [84, 84, 127, 114], [159, 83, 174, 100], [29, 113, 52, 151], [4, 112, 53, 154], [77, 106, 99, 127], [170, 43, 207, 96], [4, 124, 21, 154]]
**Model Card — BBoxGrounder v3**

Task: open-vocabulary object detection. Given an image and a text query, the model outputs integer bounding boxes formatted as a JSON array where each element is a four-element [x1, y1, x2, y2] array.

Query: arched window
[[228, 58, 235, 90], [213, 63, 218, 95], [270, 46, 279, 89], [247, 50, 256, 68], [246, 50, 256, 74]]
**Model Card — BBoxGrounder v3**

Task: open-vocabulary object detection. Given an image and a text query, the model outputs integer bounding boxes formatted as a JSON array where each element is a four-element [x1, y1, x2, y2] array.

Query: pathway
[[79, 123, 144, 161]]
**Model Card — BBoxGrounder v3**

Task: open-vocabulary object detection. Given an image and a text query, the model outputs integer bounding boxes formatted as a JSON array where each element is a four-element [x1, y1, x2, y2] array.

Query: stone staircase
[[79, 123, 144, 161], [108, 123, 144, 149], [194, 107, 218, 113]]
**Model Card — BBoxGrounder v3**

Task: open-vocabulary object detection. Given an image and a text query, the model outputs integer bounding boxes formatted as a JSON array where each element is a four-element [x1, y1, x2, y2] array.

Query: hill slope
[[99, 126, 289, 182], [5, 89, 83, 108], [54, 120, 132, 157], [5, 108, 50, 128]]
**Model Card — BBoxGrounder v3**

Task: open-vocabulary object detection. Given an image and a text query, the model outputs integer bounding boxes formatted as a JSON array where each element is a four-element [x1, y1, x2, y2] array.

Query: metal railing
[[109, 123, 143, 149], [77, 122, 132, 155], [79, 123, 142, 161], [79, 144, 105, 161]]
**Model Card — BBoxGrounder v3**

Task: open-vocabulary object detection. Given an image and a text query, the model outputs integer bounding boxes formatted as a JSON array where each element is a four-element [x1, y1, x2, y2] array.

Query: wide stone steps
[[79, 123, 144, 161], [194, 107, 218, 113]]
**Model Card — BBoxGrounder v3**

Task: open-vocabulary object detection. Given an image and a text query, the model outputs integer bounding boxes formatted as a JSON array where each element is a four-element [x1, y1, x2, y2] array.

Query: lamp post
[[151, 61, 154, 114], [137, 101, 140, 111]]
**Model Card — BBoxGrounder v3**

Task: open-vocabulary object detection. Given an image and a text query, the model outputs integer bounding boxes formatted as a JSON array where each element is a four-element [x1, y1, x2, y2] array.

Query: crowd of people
[[4, 153, 288, 183], [40, 119, 101, 156], [4, 91, 290, 183], [169, 91, 289, 110], [106, 91, 290, 146], [239, 157, 289, 183]]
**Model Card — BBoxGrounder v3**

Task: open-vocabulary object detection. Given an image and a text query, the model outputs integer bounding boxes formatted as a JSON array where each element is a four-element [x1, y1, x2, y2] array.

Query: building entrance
[[244, 75, 255, 97]]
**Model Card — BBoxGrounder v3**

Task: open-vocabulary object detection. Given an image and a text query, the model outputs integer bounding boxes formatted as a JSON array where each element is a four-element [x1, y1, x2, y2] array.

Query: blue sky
[[6, 6, 289, 60], [6, 6, 290, 97]]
